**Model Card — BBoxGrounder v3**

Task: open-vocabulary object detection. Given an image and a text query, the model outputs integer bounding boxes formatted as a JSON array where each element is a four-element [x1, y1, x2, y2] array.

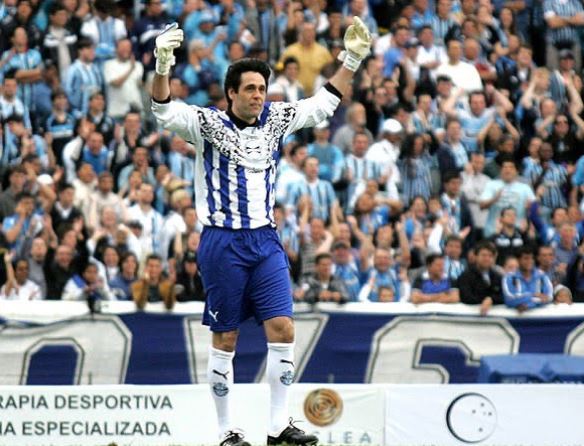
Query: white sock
[[267, 342, 295, 436], [208, 346, 235, 438]]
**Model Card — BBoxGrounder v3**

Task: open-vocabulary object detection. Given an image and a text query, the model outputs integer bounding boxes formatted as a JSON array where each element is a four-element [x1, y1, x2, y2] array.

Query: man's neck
[[520, 268, 532, 279], [501, 224, 515, 235], [318, 273, 330, 282], [139, 203, 151, 212]]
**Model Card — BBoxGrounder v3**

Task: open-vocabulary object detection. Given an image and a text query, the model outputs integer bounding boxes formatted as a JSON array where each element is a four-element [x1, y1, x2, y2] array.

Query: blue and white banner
[[1, 301, 584, 385]]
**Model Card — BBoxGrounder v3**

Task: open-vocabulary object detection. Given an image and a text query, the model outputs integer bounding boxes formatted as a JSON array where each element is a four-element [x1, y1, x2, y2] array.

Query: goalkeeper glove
[[338, 16, 373, 72], [154, 23, 184, 76]]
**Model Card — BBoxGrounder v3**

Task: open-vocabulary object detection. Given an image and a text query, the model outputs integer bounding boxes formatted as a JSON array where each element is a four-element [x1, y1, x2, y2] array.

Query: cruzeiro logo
[[280, 370, 294, 386], [446, 393, 497, 443], [212, 382, 229, 397]]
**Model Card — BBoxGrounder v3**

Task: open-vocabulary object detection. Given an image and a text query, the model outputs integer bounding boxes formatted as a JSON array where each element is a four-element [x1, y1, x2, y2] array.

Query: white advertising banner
[[0, 384, 384, 446], [289, 384, 385, 445], [385, 384, 584, 445], [0, 384, 270, 446]]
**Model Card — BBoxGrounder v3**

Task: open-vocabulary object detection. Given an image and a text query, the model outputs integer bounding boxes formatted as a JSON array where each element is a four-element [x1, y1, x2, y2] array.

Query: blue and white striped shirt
[[0, 49, 42, 112], [64, 60, 104, 114], [152, 86, 341, 229], [543, 0, 583, 44]]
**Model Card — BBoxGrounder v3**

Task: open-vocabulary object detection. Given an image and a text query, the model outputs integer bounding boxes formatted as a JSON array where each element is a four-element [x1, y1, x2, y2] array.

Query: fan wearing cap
[[366, 118, 402, 194], [549, 49, 581, 112]]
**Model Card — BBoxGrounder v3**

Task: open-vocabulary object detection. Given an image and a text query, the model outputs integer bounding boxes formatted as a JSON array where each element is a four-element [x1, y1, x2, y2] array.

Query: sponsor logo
[[303, 388, 343, 427], [446, 393, 497, 443], [280, 370, 294, 386], [212, 382, 229, 397]]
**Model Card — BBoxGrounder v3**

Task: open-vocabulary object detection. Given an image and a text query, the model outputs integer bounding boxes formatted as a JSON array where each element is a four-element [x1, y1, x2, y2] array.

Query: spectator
[[0, 166, 27, 221], [435, 39, 482, 93], [244, 0, 283, 65], [0, 26, 43, 114], [130, 0, 167, 74], [331, 240, 361, 302], [2, 192, 41, 252], [398, 133, 434, 206], [480, 155, 536, 237], [0, 253, 42, 300], [458, 241, 503, 314], [462, 152, 490, 234], [131, 253, 176, 310], [359, 248, 409, 302], [553, 284, 573, 304], [411, 253, 460, 303], [44, 243, 75, 300], [489, 206, 529, 265], [175, 251, 205, 302], [437, 119, 469, 173], [81, 0, 127, 63], [24, 236, 48, 298], [62, 261, 115, 301], [109, 252, 138, 300], [543, 0, 584, 71], [0, 69, 31, 128], [502, 245, 553, 311], [275, 57, 305, 102], [42, 2, 77, 80], [103, 39, 143, 120], [50, 183, 83, 233], [126, 182, 164, 256], [332, 102, 373, 154], [64, 38, 104, 115], [0, 0, 42, 53], [299, 253, 349, 304], [366, 118, 402, 193], [442, 235, 467, 281], [536, 244, 563, 286], [44, 89, 75, 166], [279, 22, 333, 96]]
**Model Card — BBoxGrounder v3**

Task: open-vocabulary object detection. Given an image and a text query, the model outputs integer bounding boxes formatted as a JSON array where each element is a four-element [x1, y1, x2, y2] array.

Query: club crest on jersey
[[213, 382, 229, 397], [280, 370, 294, 386]]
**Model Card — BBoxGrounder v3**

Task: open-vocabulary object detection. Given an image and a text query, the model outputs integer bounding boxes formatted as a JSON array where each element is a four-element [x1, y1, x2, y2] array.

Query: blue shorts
[[198, 225, 293, 332]]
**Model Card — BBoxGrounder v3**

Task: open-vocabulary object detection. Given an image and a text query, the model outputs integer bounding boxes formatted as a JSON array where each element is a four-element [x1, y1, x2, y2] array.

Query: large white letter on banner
[[366, 316, 519, 383], [0, 315, 131, 384], [184, 314, 328, 383]]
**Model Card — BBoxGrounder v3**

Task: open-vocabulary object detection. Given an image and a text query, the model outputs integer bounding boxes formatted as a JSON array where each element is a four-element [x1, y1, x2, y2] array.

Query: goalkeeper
[[151, 18, 372, 446]]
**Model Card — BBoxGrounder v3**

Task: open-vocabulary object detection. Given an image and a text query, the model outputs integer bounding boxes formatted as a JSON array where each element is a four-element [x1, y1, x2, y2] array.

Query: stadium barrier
[[0, 383, 581, 445], [2, 301, 584, 384]]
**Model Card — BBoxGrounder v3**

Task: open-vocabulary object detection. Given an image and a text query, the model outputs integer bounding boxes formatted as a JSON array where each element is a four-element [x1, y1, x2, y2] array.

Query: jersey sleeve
[[151, 99, 203, 146], [270, 83, 342, 139]]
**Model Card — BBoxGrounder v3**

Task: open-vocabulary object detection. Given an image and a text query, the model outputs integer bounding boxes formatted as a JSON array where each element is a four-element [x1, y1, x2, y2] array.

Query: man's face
[[117, 39, 132, 60], [445, 240, 462, 259], [500, 162, 517, 183], [352, 134, 369, 157], [304, 158, 319, 179], [125, 113, 141, 132], [139, 185, 154, 204], [146, 0, 163, 16], [50, 9, 68, 27], [11, 171, 26, 190], [470, 153, 485, 172], [59, 188, 74, 207], [429, 258, 445, 277], [470, 94, 486, 115], [15, 260, 29, 284], [501, 208, 516, 226], [284, 62, 299, 80], [517, 47, 532, 66], [447, 40, 462, 62], [87, 133, 104, 153], [537, 247, 554, 268], [518, 254, 534, 272], [333, 246, 350, 264], [374, 250, 392, 272], [99, 175, 113, 193], [134, 148, 148, 166], [90, 94, 105, 112], [31, 238, 47, 260], [437, 0, 452, 16], [229, 72, 266, 121], [476, 249, 495, 270], [80, 45, 96, 62], [2, 79, 17, 99], [56, 246, 73, 268], [445, 178, 461, 196], [146, 259, 162, 280], [12, 27, 28, 47], [447, 121, 461, 141], [83, 265, 99, 285]]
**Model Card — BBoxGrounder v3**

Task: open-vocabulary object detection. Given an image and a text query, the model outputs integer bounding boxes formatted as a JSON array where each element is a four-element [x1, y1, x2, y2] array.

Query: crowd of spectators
[[0, 0, 583, 313]]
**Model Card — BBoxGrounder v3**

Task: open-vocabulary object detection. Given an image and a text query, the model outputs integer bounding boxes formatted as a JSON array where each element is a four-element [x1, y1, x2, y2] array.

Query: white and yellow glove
[[154, 23, 184, 76], [338, 16, 373, 72]]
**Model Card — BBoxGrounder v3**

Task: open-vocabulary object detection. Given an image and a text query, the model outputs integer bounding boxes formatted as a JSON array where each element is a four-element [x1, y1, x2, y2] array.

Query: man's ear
[[227, 87, 236, 102]]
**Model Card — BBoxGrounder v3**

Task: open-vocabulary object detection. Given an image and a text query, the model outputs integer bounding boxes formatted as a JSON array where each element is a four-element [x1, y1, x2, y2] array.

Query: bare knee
[[264, 316, 294, 343], [212, 330, 239, 352]]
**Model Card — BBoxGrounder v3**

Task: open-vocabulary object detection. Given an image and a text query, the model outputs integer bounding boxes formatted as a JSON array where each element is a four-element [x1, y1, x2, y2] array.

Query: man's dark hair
[[498, 153, 518, 169], [48, 1, 66, 16], [315, 253, 332, 264], [15, 191, 34, 203], [282, 56, 300, 69], [22, 153, 39, 164], [51, 87, 67, 102], [517, 245, 534, 258], [444, 234, 462, 246], [146, 253, 162, 263], [3, 68, 17, 81], [474, 240, 497, 256], [224, 58, 271, 108], [77, 37, 94, 50], [442, 170, 461, 184], [58, 182, 74, 193], [426, 253, 444, 266], [500, 206, 516, 217]]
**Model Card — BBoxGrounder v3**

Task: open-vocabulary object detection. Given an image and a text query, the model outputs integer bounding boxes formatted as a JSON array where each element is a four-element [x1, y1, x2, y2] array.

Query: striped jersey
[[152, 85, 341, 229]]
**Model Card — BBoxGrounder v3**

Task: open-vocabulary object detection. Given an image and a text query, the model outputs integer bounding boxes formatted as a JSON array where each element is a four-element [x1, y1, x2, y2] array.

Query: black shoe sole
[[267, 440, 318, 446]]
